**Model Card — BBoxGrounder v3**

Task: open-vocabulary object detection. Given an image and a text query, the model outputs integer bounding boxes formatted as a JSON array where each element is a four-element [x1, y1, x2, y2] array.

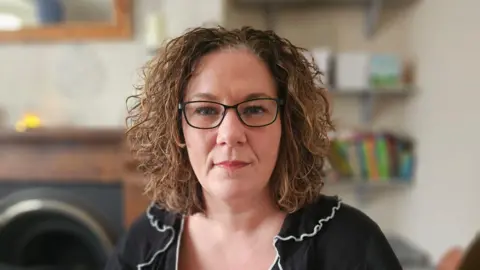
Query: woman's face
[[182, 48, 282, 204]]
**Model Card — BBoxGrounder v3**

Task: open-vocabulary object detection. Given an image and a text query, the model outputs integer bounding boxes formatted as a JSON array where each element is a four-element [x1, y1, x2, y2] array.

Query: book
[[328, 132, 415, 182]]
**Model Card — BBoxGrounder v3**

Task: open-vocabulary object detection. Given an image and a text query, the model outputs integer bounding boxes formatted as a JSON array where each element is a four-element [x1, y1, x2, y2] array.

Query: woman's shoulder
[[277, 195, 402, 269], [125, 202, 180, 242], [312, 195, 384, 235], [104, 203, 181, 269], [278, 195, 380, 240]]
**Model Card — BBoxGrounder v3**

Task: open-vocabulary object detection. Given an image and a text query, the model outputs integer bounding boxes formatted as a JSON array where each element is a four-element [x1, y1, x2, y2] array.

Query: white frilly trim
[[270, 197, 342, 270], [139, 198, 342, 270], [137, 203, 177, 270]]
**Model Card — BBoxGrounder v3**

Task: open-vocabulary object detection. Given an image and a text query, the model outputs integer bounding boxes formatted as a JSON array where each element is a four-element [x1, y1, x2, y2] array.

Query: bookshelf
[[326, 131, 415, 203]]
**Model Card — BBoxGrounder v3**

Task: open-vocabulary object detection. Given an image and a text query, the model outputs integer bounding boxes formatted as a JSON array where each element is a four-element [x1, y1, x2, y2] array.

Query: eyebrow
[[187, 92, 274, 102], [188, 93, 217, 101], [245, 93, 273, 100]]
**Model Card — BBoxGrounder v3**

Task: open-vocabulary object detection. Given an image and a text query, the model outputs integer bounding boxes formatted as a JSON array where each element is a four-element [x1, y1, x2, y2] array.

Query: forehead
[[185, 49, 277, 102]]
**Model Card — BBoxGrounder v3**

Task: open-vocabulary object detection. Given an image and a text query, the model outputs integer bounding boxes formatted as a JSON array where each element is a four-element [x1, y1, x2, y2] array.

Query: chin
[[204, 177, 264, 202], [208, 183, 250, 200]]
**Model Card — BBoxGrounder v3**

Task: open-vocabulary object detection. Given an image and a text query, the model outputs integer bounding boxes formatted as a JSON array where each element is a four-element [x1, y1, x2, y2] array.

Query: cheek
[[182, 121, 215, 159], [254, 122, 282, 162]]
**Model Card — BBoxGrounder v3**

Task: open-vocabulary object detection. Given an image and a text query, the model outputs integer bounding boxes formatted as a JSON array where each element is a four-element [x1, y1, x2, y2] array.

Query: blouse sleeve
[[104, 234, 136, 270], [364, 223, 403, 270], [104, 214, 153, 270]]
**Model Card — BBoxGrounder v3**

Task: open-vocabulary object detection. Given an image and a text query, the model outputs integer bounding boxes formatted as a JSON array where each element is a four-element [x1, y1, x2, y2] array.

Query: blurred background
[[0, 0, 478, 269]]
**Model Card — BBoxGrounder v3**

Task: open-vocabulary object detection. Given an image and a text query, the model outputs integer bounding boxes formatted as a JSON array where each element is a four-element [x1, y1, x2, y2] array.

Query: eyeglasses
[[179, 98, 284, 129]]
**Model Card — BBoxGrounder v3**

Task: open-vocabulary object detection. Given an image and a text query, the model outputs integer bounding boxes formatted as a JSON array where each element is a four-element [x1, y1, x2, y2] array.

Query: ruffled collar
[[146, 194, 342, 240], [276, 195, 341, 241]]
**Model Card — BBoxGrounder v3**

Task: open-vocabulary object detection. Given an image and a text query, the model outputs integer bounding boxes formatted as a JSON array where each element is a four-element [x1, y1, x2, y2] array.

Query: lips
[[214, 160, 250, 170]]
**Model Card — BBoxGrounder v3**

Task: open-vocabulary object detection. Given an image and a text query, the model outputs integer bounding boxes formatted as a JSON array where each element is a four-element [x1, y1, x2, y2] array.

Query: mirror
[[0, 0, 132, 41], [0, 0, 115, 30]]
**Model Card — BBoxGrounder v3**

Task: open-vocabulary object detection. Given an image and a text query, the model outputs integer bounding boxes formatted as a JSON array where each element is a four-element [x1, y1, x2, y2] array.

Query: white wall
[[402, 0, 480, 262], [0, 0, 478, 263], [164, 0, 225, 38]]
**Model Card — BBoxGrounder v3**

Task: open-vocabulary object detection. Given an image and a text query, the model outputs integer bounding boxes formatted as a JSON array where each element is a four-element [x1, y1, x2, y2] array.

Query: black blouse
[[105, 195, 402, 270]]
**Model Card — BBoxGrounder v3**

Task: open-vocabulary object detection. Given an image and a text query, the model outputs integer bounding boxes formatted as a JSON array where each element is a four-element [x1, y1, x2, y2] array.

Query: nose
[[216, 109, 247, 146]]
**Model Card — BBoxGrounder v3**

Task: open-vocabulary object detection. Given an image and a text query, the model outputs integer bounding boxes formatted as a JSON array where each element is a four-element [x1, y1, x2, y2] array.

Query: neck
[[200, 189, 284, 234]]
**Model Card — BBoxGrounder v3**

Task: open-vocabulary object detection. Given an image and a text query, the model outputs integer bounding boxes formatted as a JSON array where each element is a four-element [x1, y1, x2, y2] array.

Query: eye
[[243, 106, 266, 115], [194, 106, 220, 116]]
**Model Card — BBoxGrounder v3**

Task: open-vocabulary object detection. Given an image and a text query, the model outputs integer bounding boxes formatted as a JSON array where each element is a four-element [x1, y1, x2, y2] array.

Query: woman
[[105, 26, 402, 270]]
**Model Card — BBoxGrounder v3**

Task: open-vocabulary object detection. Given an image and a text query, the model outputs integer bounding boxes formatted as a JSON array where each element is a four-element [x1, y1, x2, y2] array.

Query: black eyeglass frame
[[178, 97, 284, 129]]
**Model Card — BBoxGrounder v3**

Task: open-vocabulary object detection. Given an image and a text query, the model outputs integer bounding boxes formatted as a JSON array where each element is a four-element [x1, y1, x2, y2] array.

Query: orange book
[[364, 135, 379, 180]]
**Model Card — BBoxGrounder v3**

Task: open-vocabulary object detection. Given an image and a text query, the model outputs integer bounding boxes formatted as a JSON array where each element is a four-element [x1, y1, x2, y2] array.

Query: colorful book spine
[[328, 132, 414, 182]]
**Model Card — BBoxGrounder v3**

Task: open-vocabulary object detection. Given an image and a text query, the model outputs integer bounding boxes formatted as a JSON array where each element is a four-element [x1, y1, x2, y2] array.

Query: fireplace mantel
[[0, 127, 149, 227], [0, 128, 125, 144]]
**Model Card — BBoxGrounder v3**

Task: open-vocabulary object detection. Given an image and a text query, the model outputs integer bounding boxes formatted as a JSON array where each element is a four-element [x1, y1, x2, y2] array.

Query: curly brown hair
[[126, 26, 333, 215]]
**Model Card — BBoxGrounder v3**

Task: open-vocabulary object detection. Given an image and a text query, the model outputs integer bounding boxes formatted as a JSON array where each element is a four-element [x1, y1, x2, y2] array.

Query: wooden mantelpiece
[[0, 128, 125, 144], [0, 128, 149, 228]]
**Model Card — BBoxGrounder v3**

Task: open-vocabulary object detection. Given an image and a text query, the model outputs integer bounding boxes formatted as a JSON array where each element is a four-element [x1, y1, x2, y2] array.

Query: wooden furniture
[[0, 128, 149, 228], [0, 0, 132, 42]]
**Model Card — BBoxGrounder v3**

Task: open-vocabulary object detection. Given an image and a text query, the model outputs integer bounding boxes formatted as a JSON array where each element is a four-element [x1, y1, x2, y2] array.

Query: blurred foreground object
[[457, 234, 480, 270], [437, 247, 463, 270], [437, 234, 480, 270]]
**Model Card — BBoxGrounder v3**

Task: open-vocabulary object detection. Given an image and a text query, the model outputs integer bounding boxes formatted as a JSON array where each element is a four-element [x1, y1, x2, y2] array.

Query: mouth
[[213, 160, 251, 170]]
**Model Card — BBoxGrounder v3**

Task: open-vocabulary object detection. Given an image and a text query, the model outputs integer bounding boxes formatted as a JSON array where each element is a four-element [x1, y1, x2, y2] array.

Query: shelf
[[329, 87, 414, 125], [323, 179, 413, 204], [0, 128, 125, 145], [232, 0, 417, 38], [325, 179, 412, 189], [233, 0, 415, 7], [330, 88, 412, 97]]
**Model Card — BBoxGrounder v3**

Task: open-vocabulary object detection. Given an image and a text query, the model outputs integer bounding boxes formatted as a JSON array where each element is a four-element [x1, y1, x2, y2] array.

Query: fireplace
[[0, 128, 149, 270]]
